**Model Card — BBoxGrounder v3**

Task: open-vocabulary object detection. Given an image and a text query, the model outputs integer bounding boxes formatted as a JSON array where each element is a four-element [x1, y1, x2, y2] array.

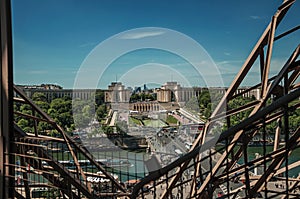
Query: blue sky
[[12, 0, 300, 89]]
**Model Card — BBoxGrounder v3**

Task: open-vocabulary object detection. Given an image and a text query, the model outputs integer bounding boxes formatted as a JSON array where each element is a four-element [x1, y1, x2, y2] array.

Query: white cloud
[[171, 60, 208, 67], [250, 15, 261, 20], [119, 31, 165, 40], [216, 60, 243, 66]]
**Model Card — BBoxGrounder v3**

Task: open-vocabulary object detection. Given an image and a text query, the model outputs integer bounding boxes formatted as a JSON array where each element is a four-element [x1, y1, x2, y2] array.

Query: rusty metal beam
[[274, 25, 300, 41], [7, 0, 299, 198], [261, 15, 277, 98], [216, 88, 300, 143], [260, 47, 265, 82], [274, 118, 281, 151], [288, 61, 300, 87], [132, 87, 300, 198], [159, 122, 208, 199], [276, 160, 300, 175], [0, 0, 14, 198], [14, 126, 87, 199], [212, 0, 295, 118], [19, 146, 30, 199], [196, 102, 264, 196], [249, 127, 300, 196], [196, 87, 300, 196], [197, 42, 299, 196], [267, 45, 299, 98], [13, 85, 127, 193], [14, 86, 91, 190], [195, 13, 298, 197], [217, 143, 300, 181], [14, 190, 26, 199], [14, 111, 56, 124], [210, 100, 260, 122], [130, 1, 300, 198], [282, 174, 300, 198]]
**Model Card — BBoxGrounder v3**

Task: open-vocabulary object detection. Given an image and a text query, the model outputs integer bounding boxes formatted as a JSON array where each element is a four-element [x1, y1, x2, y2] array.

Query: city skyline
[[12, 0, 300, 88]]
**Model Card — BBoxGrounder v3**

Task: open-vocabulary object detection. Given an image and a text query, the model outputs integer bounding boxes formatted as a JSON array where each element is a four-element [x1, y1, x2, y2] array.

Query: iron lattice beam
[[131, 1, 300, 198], [0, 0, 14, 198]]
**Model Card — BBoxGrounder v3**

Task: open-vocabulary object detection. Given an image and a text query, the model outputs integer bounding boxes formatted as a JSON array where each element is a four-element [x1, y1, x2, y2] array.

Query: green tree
[[95, 90, 105, 106], [72, 99, 94, 129], [17, 118, 29, 129], [20, 104, 32, 115], [289, 108, 300, 132], [31, 92, 51, 133], [130, 93, 140, 102], [198, 90, 211, 108], [130, 92, 155, 102], [17, 118, 32, 133], [34, 101, 50, 113], [50, 98, 72, 114], [198, 90, 212, 119], [48, 97, 73, 131], [228, 96, 253, 126], [96, 104, 107, 121], [102, 125, 114, 135], [31, 92, 48, 102]]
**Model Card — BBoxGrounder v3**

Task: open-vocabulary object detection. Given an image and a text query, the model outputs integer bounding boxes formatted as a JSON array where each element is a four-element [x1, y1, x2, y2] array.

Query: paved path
[[109, 111, 117, 126]]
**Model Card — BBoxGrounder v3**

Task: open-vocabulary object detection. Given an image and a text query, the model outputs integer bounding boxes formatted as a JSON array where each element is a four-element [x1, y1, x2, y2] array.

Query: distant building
[[17, 84, 102, 102], [17, 83, 62, 90], [207, 87, 261, 100], [104, 82, 130, 103], [156, 82, 202, 104], [155, 82, 261, 105], [131, 101, 161, 112], [17, 82, 261, 105]]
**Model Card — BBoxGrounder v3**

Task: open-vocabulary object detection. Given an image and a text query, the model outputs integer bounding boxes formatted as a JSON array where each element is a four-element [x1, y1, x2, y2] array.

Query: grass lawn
[[129, 117, 143, 126], [166, 115, 178, 125], [143, 119, 167, 128]]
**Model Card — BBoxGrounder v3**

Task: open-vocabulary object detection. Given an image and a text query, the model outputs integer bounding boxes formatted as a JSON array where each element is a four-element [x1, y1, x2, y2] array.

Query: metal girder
[[194, 2, 297, 196], [210, 100, 260, 122], [129, 1, 300, 198], [249, 126, 300, 196], [288, 61, 300, 88], [14, 125, 87, 199], [131, 88, 300, 198], [13, 85, 127, 194], [216, 143, 300, 182], [261, 15, 277, 98], [3, 0, 299, 198], [14, 86, 88, 185], [158, 120, 208, 199], [0, 0, 14, 198], [211, 0, 295, 118], [19, 145, 30, 199], [194, 10, 299, 197], [12, 83, 131, 198], [267, 45, 299, 98], [274, 118, 281, 151]]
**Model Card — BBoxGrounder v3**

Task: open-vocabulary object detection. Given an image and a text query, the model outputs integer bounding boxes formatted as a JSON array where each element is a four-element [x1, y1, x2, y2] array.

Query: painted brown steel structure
[[0, 0, 14, 198], [1, 0, 300, 198], [12, 85, 130, 198], [132, 0, 300, 198]]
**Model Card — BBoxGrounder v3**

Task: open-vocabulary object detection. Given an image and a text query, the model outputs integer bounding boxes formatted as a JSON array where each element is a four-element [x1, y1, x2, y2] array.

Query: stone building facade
[[104, 82, 131, 103]]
